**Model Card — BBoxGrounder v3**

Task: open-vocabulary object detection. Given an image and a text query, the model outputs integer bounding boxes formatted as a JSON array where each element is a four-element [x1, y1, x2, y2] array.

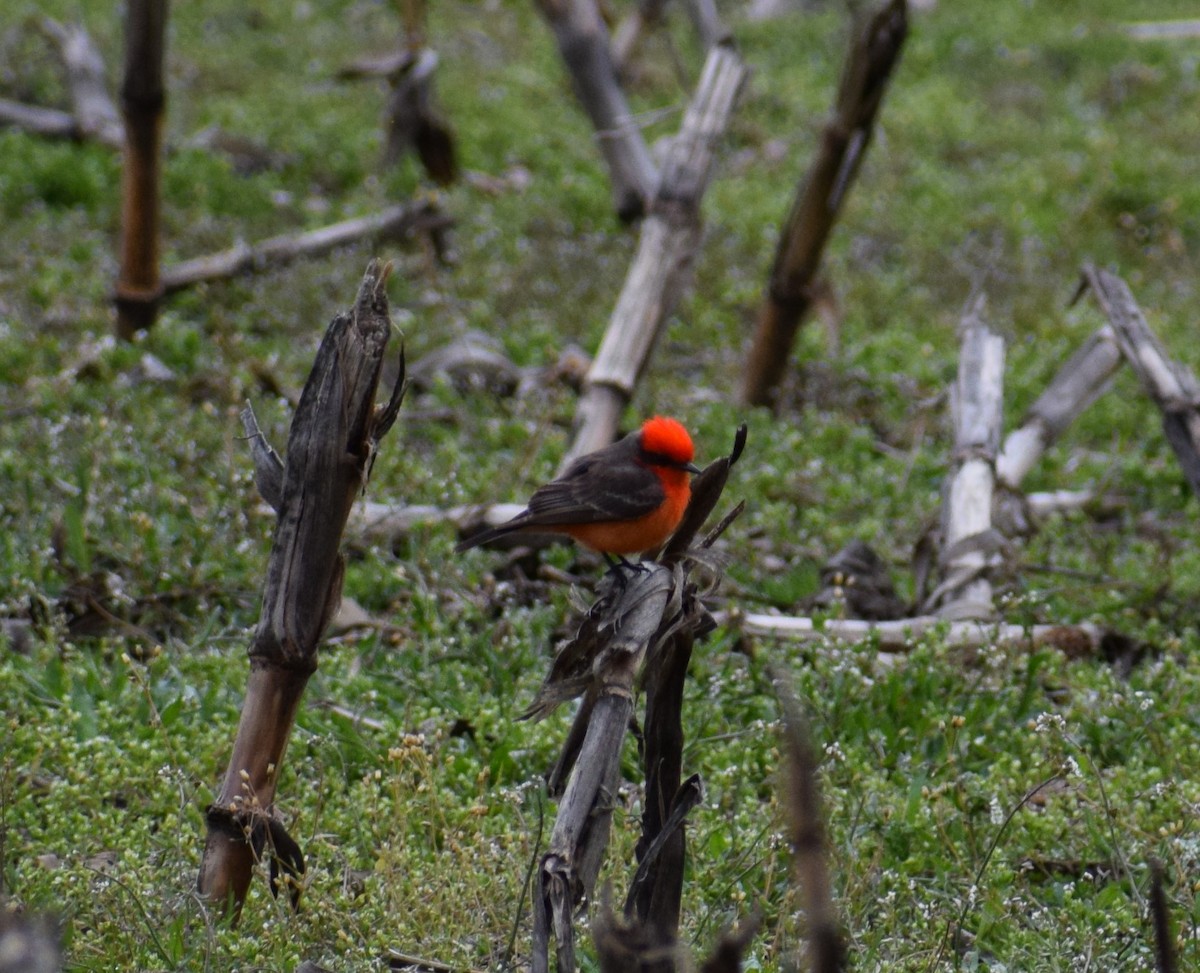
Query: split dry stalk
[[741, 0, 907, 408], [563, 43, 746, 470], [536, 0, 660, 220], [926, 301, 1004, 617], [1080, 265, 1200, 499], [197, 261, 405, 919], [531, 566, 675, 973], [115, 0, 168, 338], [528, 425, 746, 973]]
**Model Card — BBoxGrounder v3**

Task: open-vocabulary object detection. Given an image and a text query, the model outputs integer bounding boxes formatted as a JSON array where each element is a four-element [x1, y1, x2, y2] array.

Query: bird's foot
[[602, 554, 649, 590]]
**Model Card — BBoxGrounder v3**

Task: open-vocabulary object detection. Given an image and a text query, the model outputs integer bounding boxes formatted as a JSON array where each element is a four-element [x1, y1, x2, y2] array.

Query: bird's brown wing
[[515, 436, 664, 527], [455, 432, 661, 552]]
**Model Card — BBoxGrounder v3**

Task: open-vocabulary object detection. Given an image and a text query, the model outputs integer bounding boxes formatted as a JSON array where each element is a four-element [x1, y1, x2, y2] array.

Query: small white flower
[[1033, 712, 1067, 734]]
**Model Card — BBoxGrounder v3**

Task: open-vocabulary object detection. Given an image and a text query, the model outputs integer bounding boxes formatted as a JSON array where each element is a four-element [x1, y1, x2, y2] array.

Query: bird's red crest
[[640, 415, 694, 465]]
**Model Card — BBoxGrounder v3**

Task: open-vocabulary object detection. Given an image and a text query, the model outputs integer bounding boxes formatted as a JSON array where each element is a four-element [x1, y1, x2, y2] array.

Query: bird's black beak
[[685, 461, 702, 475]]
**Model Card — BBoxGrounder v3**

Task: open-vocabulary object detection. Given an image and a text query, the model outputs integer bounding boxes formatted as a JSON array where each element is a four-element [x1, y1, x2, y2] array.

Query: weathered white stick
[[536, 0, 660, 219], [719, 610, 1107, 655], [933, 301, 1005, 618], [1026, 489, 1105, 519], [1125, 19, 1200, 39], [40, 18, 123, 147], [348, 500, 525, 541], [0, 100, 81, 139], [161, 201, 443, 294], [563, 43, 747, 470], [996, 325, 1122, 489]]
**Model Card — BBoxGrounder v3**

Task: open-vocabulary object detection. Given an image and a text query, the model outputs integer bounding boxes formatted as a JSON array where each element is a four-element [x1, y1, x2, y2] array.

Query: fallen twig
[[161, 201, 447, 295], [0, 18, 122, 148], [722, 610, 1110, 656], [1125, 19, 1200, 40], [39, 17, 123, 146]]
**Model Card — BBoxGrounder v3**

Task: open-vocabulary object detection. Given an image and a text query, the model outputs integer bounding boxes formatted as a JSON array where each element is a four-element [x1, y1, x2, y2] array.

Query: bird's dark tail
[[455, 522, 520, 553]]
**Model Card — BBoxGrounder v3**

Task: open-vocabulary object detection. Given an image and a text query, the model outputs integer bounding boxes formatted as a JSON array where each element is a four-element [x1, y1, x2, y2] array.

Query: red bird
[[456, 416, 701, 559]]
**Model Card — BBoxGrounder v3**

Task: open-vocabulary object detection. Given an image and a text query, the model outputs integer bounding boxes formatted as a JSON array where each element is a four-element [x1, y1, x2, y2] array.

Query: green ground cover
[[2, 0, 1198, 969]]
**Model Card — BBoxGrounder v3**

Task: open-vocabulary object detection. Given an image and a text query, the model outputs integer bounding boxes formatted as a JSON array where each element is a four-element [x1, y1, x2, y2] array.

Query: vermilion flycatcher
[[456, 416, 701, 558]]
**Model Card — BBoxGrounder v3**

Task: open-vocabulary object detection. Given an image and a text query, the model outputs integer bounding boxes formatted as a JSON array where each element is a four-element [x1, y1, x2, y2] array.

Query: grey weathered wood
[[721, 611, 1109, 655], [161, 201, 446, 294], [928, 301, 1004, 618], [0, 20, 122, 149], [536, 0, 660, 220], [198, 261, 405, 918], [564, 42, 747, 470], [1082, 265, 1200, 499], [40, 17, 123, 147], [532, 566, 674, 973], [240, 404, 285, 512], [996, 325, 1122, 489], [1125, 19, 1200, 39], [0, 100, 82, 140]]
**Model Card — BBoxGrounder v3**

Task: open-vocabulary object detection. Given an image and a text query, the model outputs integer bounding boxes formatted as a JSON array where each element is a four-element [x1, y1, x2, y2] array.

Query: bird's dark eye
[[642, 450, 687, 468]]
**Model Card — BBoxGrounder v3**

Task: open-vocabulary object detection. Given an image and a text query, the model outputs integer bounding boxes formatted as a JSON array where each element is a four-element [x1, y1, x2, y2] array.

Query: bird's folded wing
[[521, 463, 665, 525]]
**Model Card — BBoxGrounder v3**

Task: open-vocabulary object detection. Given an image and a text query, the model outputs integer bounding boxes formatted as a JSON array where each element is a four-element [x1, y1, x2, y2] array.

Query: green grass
[[2, 0, 1199, 969]]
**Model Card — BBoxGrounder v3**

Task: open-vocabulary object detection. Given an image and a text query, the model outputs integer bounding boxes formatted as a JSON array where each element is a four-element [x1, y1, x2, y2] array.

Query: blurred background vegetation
[[1, 0, 1197, 969]]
